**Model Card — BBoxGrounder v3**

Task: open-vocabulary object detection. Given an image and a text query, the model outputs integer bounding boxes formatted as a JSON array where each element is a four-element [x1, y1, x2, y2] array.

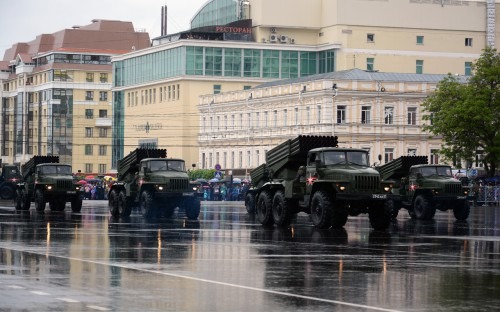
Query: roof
[[255, 68, 469, 89]]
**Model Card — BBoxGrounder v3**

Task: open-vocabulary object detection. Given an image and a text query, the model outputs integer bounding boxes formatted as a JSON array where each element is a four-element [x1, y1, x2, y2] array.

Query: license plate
[[372, 194, 387, 199], [457, 196, 466, 200], [182, 193, 194, 196], [67, 191, 76, 194]]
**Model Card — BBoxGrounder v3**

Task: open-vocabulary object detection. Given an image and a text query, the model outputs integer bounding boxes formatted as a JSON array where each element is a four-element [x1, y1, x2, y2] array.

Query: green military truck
[[14, 156, 83, 212], [108, 148, 201, 219], [0, 164, 22, 200], [245, 135, 393, 230], [376, 156, 471, 220]]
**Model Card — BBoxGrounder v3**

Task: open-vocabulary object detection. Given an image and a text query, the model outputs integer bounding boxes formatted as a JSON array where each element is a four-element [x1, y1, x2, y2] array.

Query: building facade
[[0, 20, 150, 173], [112, 0, 498, 172], [199, 69, 471, 176]]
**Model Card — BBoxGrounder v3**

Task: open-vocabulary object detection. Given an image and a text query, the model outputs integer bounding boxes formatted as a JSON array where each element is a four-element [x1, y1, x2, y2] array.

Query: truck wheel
[[185, 197, 201, 220], [0, 184, 15, 200], [108, 190, 119, 216], [368, 201, 392, 230], [311, 191, 333, 229], [272, 191, 294, 227], [413, 195, 436, 220], [453, 201, 470, 221], [118, 191, 132, 217], [256, 191, 274, 226], [21, 189, 30, 210], [140, 190, 155, 219], [71, 198, 82, 213], [15, 189, 22, 210], [35, 189, 46, 212], [245, 193, 256, 214]]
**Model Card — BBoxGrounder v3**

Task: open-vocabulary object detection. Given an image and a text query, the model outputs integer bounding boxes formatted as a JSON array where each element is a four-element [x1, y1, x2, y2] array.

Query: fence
[[475, 186, 500, 206]]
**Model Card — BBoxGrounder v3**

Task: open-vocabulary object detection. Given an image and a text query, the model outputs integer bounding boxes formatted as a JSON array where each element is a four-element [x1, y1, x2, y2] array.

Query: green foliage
[[422, 47, 500, 177], [188, 169, 217, 181]]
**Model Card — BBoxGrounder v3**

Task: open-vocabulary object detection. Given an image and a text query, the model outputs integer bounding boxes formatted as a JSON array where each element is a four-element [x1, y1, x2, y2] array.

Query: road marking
[[7, 285, 25, 289], [31, 290, 50, 295], [57, 298, 80, 303], [87, 305, 111, 311]]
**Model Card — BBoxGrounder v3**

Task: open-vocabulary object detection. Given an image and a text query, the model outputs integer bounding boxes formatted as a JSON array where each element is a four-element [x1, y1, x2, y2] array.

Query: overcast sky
[[0, 0, 208, 57]]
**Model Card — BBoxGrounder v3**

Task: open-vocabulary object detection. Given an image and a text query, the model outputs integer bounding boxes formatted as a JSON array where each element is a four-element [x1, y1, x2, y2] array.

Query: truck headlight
[[45, 185, 54, 190], [157, 185, 164, 191]]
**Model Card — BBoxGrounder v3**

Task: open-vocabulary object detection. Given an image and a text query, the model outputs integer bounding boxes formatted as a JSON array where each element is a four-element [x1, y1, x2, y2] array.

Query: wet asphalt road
[[0, 199, 499, 312]]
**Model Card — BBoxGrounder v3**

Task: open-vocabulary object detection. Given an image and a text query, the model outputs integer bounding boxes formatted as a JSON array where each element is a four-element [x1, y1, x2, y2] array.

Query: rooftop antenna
[[161, 5, 168, 36]]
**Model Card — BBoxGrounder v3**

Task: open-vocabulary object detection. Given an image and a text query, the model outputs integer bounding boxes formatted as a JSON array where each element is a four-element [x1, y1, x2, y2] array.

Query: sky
[[0, 0, 209, 57]]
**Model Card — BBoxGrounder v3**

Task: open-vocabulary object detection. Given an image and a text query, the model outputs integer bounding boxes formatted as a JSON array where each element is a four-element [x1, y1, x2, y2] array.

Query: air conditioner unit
[[270, 27, 277, 33], [290, 38, 295, 44], [269, 34, 278, 42], [279, 35, 288, 43]]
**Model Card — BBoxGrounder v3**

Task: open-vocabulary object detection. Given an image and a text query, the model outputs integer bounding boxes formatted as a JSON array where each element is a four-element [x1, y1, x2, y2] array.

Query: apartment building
[[0, 19, 150, 173], [112, 0, 498, 172]]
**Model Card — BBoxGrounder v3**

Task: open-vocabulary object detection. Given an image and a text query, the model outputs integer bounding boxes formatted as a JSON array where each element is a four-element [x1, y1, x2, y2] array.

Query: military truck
[[0, 164, 22, 200], [376, 156, 471, 221], [14, 156, 83, 212], [108, 148, 201, 219], [245, 135, 393, 230]]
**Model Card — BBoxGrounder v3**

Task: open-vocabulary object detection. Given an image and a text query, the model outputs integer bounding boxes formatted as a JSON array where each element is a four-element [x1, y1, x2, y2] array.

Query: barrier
[[475, 186, 500, 206]]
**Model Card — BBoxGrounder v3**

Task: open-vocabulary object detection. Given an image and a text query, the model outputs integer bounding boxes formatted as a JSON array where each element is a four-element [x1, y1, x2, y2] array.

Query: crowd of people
[[197, 180, 250, 201]]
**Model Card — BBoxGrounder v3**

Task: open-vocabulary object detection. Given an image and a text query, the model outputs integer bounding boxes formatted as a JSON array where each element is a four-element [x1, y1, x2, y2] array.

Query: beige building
[[199, 69, 470, 175], [113, 0, 498, 173], [0, 20, 150, 173]]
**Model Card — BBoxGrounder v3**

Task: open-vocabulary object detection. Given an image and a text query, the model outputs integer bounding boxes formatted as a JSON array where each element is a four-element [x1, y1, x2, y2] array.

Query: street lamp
[[332, 83, 337, 136]]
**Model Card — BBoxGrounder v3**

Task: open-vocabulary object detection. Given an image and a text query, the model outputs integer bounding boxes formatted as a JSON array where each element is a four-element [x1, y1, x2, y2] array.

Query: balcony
[[95, 117, 112, 127]]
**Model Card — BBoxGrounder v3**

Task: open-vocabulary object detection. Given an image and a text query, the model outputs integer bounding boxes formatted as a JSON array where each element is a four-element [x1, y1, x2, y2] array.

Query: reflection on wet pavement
[[0, 201, 499, 311]]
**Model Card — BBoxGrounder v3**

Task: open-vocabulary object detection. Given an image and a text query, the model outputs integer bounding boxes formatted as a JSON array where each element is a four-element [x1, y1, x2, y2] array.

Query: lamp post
[[245, 92, 252, 179], [332, 83, 337, 136]]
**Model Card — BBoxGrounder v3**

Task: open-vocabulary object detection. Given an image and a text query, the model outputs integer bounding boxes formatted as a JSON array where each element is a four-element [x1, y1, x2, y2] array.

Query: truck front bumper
[[336, 193, 390, 201]]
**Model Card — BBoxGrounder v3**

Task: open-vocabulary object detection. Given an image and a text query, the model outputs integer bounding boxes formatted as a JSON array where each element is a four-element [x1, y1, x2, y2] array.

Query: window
[[273, 110, 278, 127], [385, 107, 394, 125], [85, 109, 94, 119], [247, 150, 251, 168], [306, 107, 311, 124], [465, 38, 473, 47], [99, 128, 108, 137], [408, 148, 417, 156], [99, 145, 107, 156], [264, 111, 268, 128], [416, 36, 424, 45], [416, 60, 424, 74], [239, 151, 243, 168], [361, 106, 371, 124], [86, 73, 94, 82], [283, 109, 288, 127], [295, 107, 299, 126], [85, 163, 93, 173], [367, 33, 375, 42], [384, 148, 394, 163], [99, 91, 108, 101], [407, 107, 417, 125], [214, 84, 221, 94], [99, 164, 106, 174], [100, 73, 108, 83], [366, 58, 374, 71], [430, 149, 439, 164], [465, 62, 472, 76], [85, 145, 93, 155], [99, 109, 107, 118], [85, 91, 94, 100], [85, 127, 93, 137], [337, 105, 346, 124], [317, 106, 322, 124]]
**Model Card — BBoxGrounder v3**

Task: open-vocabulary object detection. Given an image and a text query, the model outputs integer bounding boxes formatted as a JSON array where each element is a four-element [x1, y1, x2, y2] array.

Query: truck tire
[[109, 190, 119, 217], [311, 191, 333, 229], [453, 200, 470, 221], [272, 191, 294, 227], [140, 190, 155, 219], [21, 189, 30, 210], [71, 197, 82, 213], [35, 189, 46, 212], [413, 195, 436, 220], [368, 201, 392, 230], [15, 189, 22, 210], [0, 184, 15, 200], [185, 197, 201, 220], [118, 191, 132, 217], [257, 191, 274, 226], [245, 193, 256, 214]]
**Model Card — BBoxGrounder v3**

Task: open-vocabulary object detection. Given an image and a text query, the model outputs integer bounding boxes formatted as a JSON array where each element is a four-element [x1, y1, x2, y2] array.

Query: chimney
[[161, 5, 167, 36]]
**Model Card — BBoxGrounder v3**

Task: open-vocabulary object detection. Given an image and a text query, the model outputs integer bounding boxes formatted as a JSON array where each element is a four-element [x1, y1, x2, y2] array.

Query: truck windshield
[[323, 151, 368, 166], [149, 160, 185, 172], [39, 165, 72, 175], [420, 166, 453, 177]]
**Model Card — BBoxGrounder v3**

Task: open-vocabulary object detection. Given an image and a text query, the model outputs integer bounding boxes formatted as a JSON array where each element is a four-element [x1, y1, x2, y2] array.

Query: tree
[[422, 47, 500, 177]]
